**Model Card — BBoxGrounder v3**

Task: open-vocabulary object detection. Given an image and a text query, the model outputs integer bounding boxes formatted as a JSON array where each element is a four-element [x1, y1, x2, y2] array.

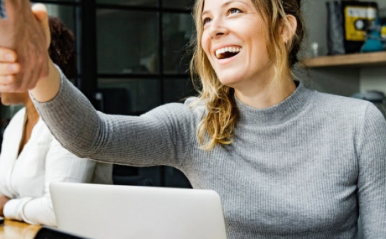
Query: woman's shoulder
[[10, 107, 26, 121], [312, 90, 374, 115], [3, 108, 26, 134], [309, 90, 386, 130], [3, 108, 54, 143]]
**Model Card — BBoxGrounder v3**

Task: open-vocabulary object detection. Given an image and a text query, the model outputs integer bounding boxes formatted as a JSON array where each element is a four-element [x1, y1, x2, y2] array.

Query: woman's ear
[[281, 15, 297, 44]]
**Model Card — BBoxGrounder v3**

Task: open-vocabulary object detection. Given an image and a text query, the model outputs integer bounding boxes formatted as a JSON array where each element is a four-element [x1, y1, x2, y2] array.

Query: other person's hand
[[0, 195, 10, 216], [0, 1, 50, 92]]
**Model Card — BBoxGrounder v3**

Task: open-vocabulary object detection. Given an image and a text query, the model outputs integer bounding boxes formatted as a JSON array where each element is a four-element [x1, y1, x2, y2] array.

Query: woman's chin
[[218, 76, 243, 88]]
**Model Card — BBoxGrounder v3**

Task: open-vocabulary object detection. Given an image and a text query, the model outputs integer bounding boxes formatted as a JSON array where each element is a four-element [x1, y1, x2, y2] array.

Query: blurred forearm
[[30, 59, 61, 103]]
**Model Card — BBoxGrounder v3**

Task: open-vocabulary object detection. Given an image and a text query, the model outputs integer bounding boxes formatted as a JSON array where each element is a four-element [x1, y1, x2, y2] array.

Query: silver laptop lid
[[50, 182, 227, 239]]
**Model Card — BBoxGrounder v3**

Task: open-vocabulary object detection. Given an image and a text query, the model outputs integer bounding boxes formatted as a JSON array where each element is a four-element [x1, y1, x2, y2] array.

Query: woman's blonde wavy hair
[[190, 0, 305, 150]]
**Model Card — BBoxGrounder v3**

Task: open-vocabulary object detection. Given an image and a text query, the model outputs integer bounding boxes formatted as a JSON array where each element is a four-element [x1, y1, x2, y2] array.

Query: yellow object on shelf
[[381, 26, 386, 39], [344, 6, 377, 41]]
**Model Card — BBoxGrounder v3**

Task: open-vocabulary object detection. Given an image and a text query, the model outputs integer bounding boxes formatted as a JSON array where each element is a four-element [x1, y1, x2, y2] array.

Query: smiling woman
[[0, 0, 384, 238], [192, 0, 303, 149]]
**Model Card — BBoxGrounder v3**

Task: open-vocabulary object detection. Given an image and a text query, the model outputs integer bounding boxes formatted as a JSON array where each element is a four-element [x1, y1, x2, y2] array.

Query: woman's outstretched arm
[[0, 5, 193, 168], [31, 66, 192, 168]]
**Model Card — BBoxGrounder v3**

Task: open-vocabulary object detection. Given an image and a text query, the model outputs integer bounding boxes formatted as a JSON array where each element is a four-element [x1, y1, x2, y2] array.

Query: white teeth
[[215, 46, 241, 58]]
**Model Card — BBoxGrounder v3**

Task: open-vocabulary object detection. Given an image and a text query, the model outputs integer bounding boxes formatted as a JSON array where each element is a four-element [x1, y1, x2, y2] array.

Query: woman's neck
[[234, 75, 297, 109], [18, 98, 39, 156], [24, 98, 39, 123]]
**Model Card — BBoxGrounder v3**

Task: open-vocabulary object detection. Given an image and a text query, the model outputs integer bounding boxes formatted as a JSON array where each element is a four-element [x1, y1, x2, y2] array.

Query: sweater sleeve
[[4, 138, 96, 226], [357, 103, 386, 238], [31, 67, 193, 169]]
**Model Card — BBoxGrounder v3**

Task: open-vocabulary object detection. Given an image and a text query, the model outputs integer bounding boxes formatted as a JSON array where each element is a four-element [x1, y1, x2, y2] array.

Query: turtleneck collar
[[235, 82, 314, 127]]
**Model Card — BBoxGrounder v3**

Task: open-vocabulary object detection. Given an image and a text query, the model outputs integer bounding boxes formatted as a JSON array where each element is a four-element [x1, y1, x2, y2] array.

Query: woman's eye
[[203, 18, 211, 25], [229, 8, 241, 14]]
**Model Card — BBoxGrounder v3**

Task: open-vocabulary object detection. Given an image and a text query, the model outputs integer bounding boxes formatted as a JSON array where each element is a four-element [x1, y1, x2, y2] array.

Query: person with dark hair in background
[[0, 16, 112, 226], [0, 0, 384, 238]]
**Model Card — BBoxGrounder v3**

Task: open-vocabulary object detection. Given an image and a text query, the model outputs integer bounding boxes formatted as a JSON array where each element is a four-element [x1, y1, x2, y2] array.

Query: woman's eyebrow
[[201, 0, 245, 17]]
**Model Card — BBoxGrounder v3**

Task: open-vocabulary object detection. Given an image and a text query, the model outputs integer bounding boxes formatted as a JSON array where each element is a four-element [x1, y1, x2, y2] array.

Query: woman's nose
[[208, 18, 229, 39]]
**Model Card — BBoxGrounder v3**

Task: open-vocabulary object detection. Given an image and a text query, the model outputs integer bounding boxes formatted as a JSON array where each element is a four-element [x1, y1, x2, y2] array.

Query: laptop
[[49, 182, 228, 239]]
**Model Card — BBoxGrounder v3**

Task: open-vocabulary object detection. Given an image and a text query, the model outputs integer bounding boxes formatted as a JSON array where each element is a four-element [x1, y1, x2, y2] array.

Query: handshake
[[0, 0, 51, 93]]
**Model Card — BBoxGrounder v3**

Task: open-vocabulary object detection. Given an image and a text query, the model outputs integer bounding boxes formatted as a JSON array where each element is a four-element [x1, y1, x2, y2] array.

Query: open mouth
[[215, 47, 241, 60]]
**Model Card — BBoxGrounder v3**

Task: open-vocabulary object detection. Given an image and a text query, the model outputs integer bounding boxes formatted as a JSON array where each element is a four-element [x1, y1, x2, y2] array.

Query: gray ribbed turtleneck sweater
[[32, 70, 386, 238]]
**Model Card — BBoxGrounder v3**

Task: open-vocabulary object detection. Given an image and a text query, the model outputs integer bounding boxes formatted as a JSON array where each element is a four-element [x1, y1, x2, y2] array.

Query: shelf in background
[[302, 51, 386, 68]]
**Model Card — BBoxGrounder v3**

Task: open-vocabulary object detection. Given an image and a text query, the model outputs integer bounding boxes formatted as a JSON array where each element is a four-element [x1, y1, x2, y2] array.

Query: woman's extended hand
[[0, 47, 21, 83], [0, 1, 50, 92], [0, 3, 59, 103]]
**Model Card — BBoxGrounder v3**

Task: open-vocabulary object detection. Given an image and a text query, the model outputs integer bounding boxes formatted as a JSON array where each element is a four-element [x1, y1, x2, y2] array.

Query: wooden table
[[0, 219, 41, 239]]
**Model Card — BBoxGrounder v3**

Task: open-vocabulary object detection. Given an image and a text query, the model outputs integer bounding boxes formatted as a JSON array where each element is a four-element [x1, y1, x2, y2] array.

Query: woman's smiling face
[[201, 0, 272, 88]]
